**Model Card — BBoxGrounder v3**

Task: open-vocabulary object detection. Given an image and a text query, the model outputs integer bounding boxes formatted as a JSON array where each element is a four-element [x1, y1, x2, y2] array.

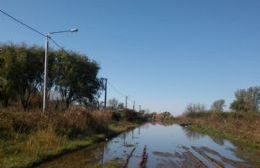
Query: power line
[[0, 9, 45, 37], [0, 8, 69, 52], [0, 8, 140, 110], [49, 38, 64, 50], [107, 81, 127, 98], [107, 80, 140, 109]]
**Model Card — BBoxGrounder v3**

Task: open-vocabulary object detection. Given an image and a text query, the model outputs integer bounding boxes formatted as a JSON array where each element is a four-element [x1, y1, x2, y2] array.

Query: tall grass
[[179, 111, 260, 148], [0, 107, 115, 139], [0, 107, 146, 168], [25, 127, 68, 156]]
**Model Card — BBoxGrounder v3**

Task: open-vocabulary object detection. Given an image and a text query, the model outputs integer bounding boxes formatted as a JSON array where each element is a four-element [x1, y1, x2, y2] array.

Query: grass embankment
[[0, 108, 146, 168], [177, 112, 260, 149]]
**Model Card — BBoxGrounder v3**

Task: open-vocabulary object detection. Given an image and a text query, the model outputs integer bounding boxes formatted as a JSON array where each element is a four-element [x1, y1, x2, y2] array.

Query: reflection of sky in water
[[101, 123, 245, 168], [102, 130, 138, 163], [39, 123, 251, 168]]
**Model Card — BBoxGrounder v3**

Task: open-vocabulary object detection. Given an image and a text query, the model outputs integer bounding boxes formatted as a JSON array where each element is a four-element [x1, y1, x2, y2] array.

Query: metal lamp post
[[43, 28, 78, 112]]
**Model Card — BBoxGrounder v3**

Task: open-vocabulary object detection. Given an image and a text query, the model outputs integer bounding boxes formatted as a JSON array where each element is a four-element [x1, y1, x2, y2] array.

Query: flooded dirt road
[[38, 123, 260, 168]]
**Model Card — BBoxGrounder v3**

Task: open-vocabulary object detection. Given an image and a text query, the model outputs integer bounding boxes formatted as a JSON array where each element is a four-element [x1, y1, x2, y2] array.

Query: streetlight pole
[[43, 34, 49, 112], [42, 28, 78, 112]]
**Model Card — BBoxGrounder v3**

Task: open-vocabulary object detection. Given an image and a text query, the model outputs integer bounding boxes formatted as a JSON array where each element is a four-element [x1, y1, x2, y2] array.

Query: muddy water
[[38, 123, 260, 168]]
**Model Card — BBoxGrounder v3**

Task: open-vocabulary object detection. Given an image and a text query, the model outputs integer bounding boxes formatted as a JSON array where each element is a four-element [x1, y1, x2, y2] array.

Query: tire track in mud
[[152, 146, 251, 168]]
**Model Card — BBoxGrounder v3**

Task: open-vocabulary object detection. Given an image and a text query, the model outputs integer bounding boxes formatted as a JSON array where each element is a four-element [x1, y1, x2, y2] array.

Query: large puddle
[[38, 123, 260, 168]]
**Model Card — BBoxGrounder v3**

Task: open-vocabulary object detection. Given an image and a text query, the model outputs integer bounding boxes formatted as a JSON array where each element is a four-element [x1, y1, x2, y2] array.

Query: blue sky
[[1, 0, 260, 115]]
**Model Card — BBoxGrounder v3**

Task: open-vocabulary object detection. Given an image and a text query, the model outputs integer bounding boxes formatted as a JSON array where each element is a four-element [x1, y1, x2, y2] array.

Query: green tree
[[0, 44, 45, 110], [230, 86, 260, 112], [185, 103, 206, 114], [0, 44, 101, 110], [54, 50, 101, 108], [211, 99, 225, 112], [0, 44, 21, 107]]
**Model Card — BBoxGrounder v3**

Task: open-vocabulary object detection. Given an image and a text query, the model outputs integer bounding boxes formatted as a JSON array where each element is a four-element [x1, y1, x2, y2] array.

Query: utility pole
[[104, 78, 107, 108], [125, 96, 128, 109], [139, 105, 142, 112], [133, 101, 135, 111], [43, 34, 49, 112], [103, 78, 108, 108]]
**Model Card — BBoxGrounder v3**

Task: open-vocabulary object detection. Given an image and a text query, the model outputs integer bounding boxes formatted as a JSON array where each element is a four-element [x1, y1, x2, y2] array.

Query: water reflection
[[211, 137, 225, 146], [38, 123, 258, 168], [182, 127, 205, 140], [182, 126, 225, 146]]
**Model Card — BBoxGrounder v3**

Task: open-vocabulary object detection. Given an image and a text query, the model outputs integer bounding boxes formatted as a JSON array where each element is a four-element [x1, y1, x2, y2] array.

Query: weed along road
[[38, 123, 259, 168]]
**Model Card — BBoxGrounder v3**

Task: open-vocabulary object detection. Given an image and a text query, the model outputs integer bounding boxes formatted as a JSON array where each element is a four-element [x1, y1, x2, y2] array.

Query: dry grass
[[178, 112, 260, 148], [0, 107, 144, 168], [25, 127, 68, 156]]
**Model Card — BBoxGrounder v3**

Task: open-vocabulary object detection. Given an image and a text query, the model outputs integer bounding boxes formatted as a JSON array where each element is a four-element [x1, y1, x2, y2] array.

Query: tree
[[15, 46, 44, 110], [211, 99, 225, 112], [230, 99, 249, 112], [230, 86, 260, 112], [185, 103, 206, 114], [183, 103, 207, 118], [0, 43, 102, 110], [54, 50, 101, 108], [108, 98, 119, 109], [118, 103, 124, 109], [0, 44, 44, 109], [161, 111, 172, 119]]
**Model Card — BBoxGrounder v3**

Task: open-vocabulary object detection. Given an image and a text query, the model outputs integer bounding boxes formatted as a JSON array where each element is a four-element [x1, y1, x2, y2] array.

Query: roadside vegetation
[[0, 43, 149, 168], [177, 86, 260, 149], [0, 108, 147, 168], [150, 111, 175, 124]]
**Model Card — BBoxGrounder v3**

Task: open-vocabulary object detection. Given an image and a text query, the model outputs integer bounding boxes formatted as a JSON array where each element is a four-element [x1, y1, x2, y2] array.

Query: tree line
[[0, 43, 102, 110], [184, 86, 260, 115]]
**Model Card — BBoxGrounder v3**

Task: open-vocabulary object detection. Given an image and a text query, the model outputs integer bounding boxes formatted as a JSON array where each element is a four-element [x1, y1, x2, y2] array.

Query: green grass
[[189, 125, 260, 149], [108, 121, 139, 134], [189, 125, 260, 166], [0, 135, 104, 168], [0, 122, 141, 168]]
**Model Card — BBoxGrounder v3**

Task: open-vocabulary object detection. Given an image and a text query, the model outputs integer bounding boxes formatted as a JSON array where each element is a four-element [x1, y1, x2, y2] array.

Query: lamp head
[[70, 28, 79, 32]]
